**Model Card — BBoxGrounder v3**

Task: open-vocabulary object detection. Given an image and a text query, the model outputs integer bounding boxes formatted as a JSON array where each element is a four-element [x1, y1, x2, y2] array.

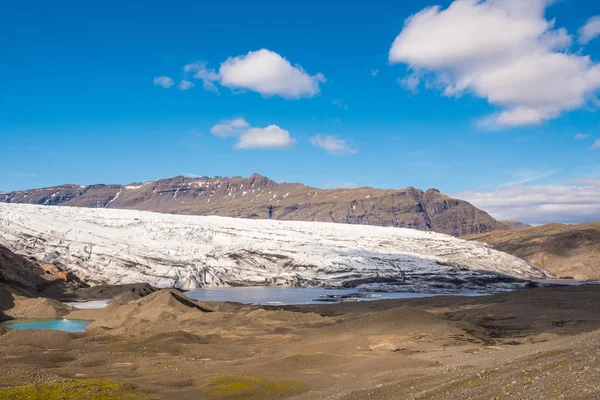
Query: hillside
[[0, 203, 551, 293], [467, 223, 600, 280], [0, 174, 506, 237]]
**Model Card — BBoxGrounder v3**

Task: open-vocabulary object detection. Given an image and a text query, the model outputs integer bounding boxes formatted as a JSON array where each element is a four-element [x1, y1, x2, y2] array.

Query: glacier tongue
[[0, 203, 553, 292]]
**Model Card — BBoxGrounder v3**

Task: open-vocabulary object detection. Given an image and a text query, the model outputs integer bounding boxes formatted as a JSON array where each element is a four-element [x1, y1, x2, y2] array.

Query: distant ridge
[[500, 220, 532, 231], [0, 174, 506, 237]]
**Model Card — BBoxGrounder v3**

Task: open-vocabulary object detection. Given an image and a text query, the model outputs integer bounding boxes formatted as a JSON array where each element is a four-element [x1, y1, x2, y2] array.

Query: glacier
[[0, 203, 553, 292]]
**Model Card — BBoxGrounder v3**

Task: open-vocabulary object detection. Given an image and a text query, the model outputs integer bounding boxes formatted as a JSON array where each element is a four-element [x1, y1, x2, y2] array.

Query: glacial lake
[[184, 287, 485, 305], [1, 319, 91, 332]]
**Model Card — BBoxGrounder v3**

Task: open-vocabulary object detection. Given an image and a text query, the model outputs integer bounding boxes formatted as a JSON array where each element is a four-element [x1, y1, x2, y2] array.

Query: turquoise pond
[[1, 319, 91, 332]]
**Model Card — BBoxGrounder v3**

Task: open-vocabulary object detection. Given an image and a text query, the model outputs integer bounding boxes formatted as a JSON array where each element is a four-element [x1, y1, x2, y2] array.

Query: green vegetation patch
[[0, 379, 148, 400], [199, 375, 308, 399]]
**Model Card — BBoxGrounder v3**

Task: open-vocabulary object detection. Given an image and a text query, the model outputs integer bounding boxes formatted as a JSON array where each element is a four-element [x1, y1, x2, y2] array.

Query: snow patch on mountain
[[0, 203, 553, 292]]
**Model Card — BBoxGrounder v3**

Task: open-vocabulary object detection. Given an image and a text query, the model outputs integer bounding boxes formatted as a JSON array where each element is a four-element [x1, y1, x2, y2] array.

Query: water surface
[[185, 287, 484, 305], [1, 319, 91, 332]]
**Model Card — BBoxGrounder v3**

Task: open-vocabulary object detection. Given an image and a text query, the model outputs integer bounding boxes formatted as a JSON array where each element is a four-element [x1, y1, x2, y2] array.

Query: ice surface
[[0, 203, 553, 291]]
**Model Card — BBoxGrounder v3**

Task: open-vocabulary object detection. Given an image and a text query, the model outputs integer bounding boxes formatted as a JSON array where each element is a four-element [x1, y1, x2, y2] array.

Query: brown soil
[[3, 295, 73, 319], [1, 285, 600, 399]]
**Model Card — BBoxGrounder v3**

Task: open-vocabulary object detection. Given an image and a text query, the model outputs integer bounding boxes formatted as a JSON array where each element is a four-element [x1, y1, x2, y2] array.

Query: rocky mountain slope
[[0, 203, 552, 293], [0, 174, 506, 237], [0, 243, 82, 296], [467, 223, 600, 280]]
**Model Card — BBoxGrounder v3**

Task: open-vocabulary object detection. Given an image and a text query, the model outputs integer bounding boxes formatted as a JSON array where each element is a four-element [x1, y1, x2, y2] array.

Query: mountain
[[466, 223, 600, 280], [500, 220, 532, 231], [0, 203, 552, 293], [0, 174, 506, 237]]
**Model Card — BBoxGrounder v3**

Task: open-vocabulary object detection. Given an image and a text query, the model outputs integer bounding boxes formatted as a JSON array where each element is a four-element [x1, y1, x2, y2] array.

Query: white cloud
[[210, 119, 295, 149], [592, 139, 600, 149], [310, 134, 357, 155], [397, 74, 420, 93], [389, 0, 600, 127], [177, 50, 325, 98], [183, 61, 220, 93], [455, 179, 600, 225], [501, 170, 557, 186], [574, 133, 590, 140], [235, 125, 295, 149], [219, 49, 325, 98], [177, 80, 195, 91], [153, 76, 174, 88], [370, 69, 380, 77], [579, 16, 600, 45], [210, 118, 250, 138]]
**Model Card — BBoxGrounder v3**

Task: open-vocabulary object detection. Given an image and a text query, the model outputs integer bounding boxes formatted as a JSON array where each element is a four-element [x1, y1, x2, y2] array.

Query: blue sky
[[1, 0, 600, 224]]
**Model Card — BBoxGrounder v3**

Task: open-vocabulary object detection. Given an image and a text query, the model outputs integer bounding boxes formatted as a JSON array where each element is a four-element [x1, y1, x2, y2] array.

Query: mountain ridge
[[0, 174, 506, 237]]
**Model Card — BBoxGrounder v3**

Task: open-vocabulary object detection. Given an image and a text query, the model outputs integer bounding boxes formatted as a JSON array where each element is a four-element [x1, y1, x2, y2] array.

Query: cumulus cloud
[[219, 49, 325, 98], [397, 74, 420, 93], [210, 118, 250, 138], [235, 125, 295, 149], [310, 134, 357, 155], [455, 179, 600, 225], [574, 133, 590, 140], [183, 62, 220, 93], [153, 76, 174, 88], [210, 118, 294, 149], [389, 0, 600, 127], [592, 139, 600, 149], [370, 69, 380, 77], [177, 80, 195, 91], [175, 50, 325, 98], [579, 16, 600, 45]]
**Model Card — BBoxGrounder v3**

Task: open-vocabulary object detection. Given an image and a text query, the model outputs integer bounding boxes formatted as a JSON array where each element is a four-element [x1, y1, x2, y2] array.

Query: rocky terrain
[[0, 245, 158, 322], [0, 203, 552, 293], [0, 243, 83, 299], [0, 174, 507, 237], [467, 222, 600, 281], [1, 283, 599, 399]]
